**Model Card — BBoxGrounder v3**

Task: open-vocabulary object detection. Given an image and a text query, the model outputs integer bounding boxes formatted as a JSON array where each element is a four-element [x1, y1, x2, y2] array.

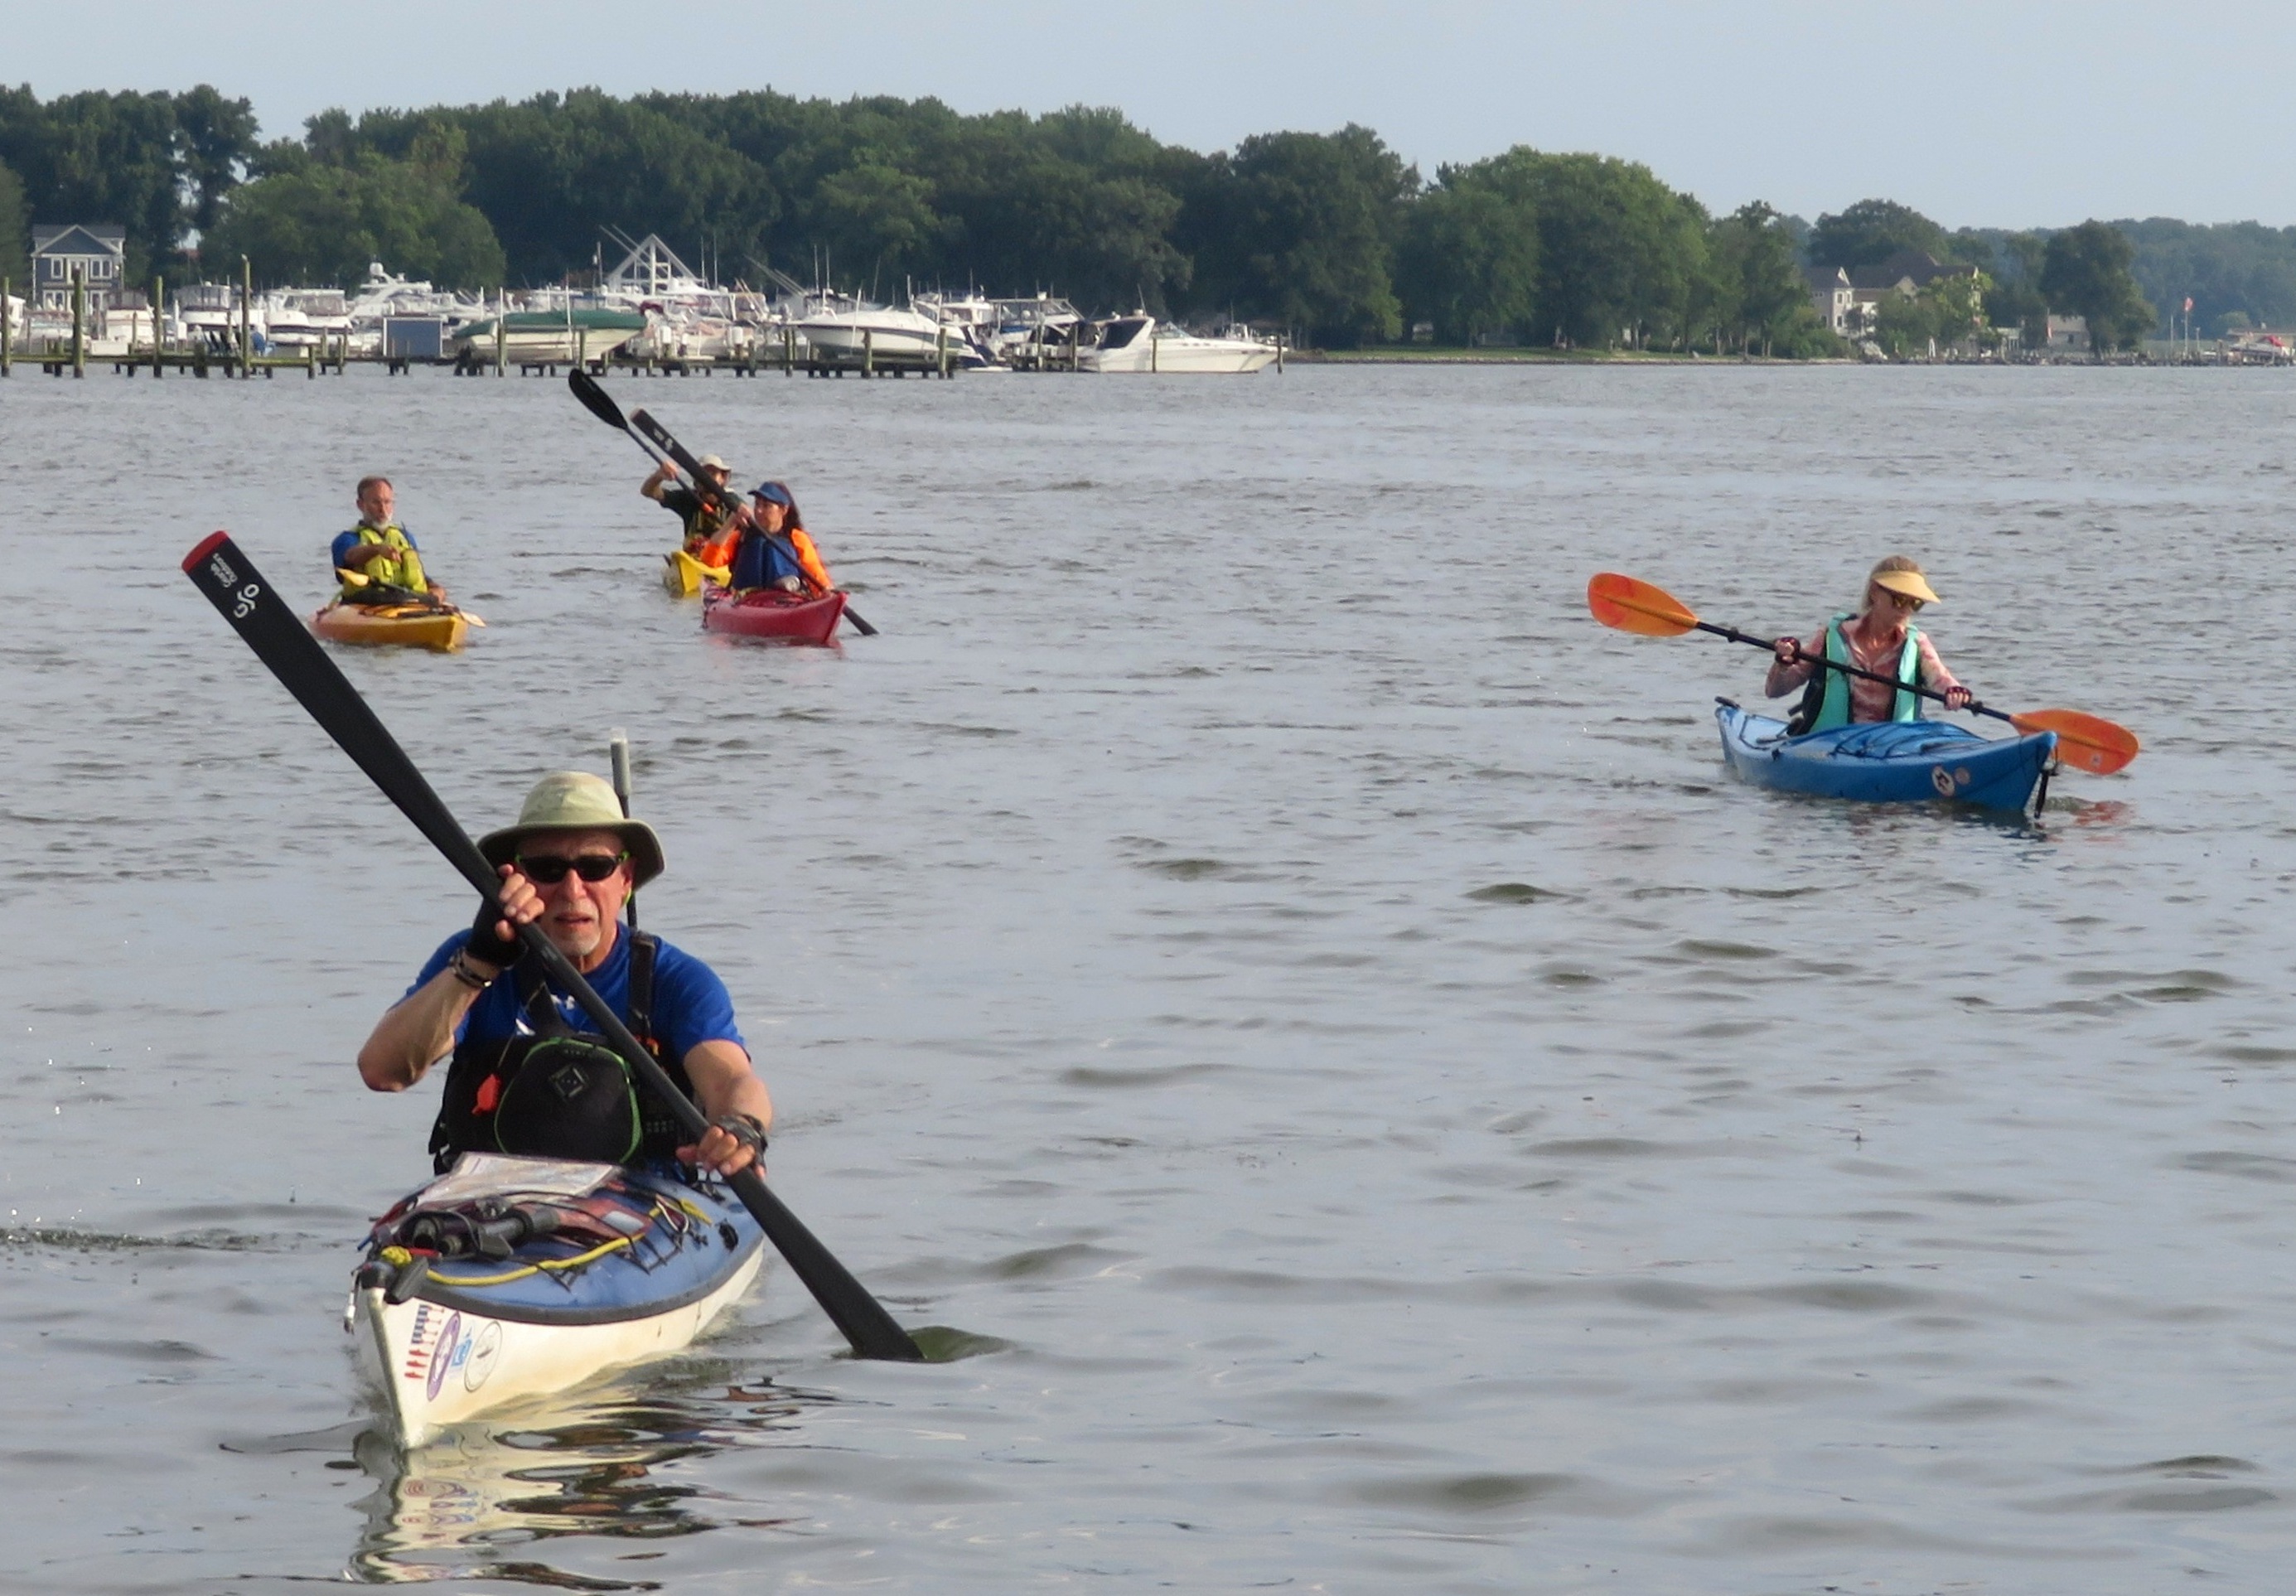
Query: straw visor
[[479, 771, 665, 887], [1871, 567, 1941, 606]]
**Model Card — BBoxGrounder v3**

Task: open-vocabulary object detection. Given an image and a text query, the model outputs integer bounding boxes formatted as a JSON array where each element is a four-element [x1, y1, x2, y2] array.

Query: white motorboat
[[262, 288, 350, 351], [792, 302, 956, 364], [344, 263, 490, 355], [1080, 314, 1279, 374], [449, 306, 649, 365], [176, 281, 257, 351]]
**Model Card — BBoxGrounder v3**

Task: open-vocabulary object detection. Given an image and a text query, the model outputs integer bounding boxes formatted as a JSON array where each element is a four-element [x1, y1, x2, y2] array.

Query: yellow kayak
[[662, 548, 730, 597], [310, 599, 470, 653]]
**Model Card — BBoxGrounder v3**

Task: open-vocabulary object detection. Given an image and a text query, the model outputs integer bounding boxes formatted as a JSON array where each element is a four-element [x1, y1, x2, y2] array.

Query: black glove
[[466, 895, 525, 970], [710, 1114, 768, 1159]]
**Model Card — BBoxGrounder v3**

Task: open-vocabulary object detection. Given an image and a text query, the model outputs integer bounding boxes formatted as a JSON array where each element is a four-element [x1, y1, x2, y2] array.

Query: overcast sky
[[20, 1, 2296, 229]]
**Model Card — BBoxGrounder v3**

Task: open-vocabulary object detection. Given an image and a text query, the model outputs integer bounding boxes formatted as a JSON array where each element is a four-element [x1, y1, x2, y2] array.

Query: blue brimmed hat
[[750, 481, 794, 506]]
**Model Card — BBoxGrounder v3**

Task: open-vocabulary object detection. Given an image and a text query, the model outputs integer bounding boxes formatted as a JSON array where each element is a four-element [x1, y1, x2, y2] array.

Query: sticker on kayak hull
[[463, 1322, 503, 1391], [427, 1313, 462, 1401], [1931, 767, 1955, 796]]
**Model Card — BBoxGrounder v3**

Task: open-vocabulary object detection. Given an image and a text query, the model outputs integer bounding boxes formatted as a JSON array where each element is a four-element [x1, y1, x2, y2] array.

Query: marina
[[1, 234, 1283, 381]]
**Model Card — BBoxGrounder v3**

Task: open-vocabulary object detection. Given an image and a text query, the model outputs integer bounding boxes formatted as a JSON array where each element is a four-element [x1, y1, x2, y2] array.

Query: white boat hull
[[348, 1248, 763, 1446], [1080, 315, 1278, 373], [455, 327, 643, 364], [795, 312, 950, 361], [1085, 338, 1277, 374]]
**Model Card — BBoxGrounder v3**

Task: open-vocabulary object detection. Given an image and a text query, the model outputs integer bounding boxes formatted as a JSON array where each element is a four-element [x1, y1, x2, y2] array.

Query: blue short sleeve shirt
[[411, 928, 745, 1063]]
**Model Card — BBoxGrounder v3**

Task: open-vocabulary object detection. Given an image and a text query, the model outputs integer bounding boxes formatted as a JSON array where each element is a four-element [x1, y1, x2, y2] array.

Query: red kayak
[[699, 583, 848, 645]]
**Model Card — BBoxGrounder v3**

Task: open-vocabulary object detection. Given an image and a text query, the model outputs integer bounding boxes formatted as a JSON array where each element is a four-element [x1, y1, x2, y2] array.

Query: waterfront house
[[1847, 249, 1981, 323], [31, 224, 128, 311], [2045, 314, 2089, 350], [1803, 265, 1854, 335]]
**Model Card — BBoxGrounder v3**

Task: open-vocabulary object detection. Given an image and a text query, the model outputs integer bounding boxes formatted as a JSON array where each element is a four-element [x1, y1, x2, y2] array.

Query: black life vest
[[427, 932, 698, 1173]]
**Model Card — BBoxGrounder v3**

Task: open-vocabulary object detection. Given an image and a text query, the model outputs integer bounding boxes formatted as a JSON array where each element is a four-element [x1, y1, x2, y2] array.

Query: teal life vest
[[1791, 614, 1922, 734]]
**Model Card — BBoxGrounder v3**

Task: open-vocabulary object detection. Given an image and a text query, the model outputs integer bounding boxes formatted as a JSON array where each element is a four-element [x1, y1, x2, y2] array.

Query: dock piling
[[152, 274, 164, 377], [70, 266, 85, 378], [2, 274, 11, 378], [239, 257, 254, 377]]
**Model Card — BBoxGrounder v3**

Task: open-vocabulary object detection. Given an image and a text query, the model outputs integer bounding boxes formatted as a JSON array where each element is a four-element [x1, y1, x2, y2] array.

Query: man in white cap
[[355, 771, 769, 1178], [640, 453, 740, 567]]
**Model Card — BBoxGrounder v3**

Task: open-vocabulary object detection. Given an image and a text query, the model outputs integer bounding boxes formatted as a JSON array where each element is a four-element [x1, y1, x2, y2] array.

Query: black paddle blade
[[727, 1171, 923, 1360], [568, 367, 628, 431], [181, 532, 496, 898], [629, 407, 730, 506], [180, 532, 925, 1363]]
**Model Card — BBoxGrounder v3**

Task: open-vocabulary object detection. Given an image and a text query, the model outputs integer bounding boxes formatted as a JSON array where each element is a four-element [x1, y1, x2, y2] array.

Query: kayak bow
[[349, 1156, 763, 1446], [662, 548, 731, 597]]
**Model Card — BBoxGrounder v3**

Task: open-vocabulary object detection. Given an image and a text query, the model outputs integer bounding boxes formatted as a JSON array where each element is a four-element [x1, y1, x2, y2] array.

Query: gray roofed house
[[31, 224, 128, 312], [1841, 249, 1984, 342], [1803, 264, 1854, 336], [1846, 249, 1977, 305]]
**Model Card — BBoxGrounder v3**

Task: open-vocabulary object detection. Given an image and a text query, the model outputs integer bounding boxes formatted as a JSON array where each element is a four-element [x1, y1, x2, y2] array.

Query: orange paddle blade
[[2008, 709, 2139, 775], [1587, 573, 1699, 637]]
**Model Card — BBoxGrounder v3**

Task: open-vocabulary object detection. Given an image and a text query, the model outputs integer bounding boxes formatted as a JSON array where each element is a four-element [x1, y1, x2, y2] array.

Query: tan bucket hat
[[479, 771, 665, 887]]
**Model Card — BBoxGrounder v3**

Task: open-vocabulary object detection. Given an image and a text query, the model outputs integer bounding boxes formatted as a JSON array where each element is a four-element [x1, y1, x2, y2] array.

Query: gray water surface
[[2, 364, 2291, 1592]]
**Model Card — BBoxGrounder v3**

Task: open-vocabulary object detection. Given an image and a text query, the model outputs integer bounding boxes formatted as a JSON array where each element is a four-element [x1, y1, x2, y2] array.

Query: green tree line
[[0, 82, 2255, 352]]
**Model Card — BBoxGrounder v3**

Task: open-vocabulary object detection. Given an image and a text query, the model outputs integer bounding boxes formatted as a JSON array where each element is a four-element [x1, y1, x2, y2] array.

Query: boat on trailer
[[347, 1154, 764, 1446]]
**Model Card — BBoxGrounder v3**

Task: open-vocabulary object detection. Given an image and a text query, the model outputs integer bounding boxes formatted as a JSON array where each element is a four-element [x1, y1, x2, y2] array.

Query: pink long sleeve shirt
[[1764, 621, 1960, 722]]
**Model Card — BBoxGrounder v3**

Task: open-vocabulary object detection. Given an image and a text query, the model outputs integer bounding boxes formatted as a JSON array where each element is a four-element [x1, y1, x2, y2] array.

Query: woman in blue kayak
[[1766, 556, 1973, 733]]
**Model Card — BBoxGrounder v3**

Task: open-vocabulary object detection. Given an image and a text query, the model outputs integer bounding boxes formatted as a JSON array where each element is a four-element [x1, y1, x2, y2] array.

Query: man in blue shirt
[[330, 476, 447, 604], [355, 771, 767, 1177]]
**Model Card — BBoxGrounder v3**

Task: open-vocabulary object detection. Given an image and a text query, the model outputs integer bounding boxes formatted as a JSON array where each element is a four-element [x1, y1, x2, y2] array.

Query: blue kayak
[[1714, 702, 2056, 814]]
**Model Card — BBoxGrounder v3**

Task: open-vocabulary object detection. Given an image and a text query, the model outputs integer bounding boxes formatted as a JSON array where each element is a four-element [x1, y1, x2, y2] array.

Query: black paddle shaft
[[180, 532, 922, 1361], [1699, 618, 2012, 727]]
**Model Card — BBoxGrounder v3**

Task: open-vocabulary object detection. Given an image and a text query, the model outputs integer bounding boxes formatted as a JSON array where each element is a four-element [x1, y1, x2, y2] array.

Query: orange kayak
[[310, 600, 469, 653]]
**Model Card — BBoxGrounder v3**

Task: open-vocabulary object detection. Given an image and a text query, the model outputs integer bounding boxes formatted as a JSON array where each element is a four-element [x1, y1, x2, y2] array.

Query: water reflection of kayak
[[346, 1155, 764, 1447], [1716, 702, 2057, 815]]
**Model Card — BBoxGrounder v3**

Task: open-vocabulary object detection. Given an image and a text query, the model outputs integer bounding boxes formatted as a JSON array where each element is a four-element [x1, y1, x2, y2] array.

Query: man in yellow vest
[[331, 476, 447, 604]]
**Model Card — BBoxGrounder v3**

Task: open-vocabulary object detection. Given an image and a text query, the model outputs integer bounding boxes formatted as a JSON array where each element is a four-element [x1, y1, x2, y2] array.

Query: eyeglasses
[[1881, 591, 1925, 612], [515, 852, 628, 884]]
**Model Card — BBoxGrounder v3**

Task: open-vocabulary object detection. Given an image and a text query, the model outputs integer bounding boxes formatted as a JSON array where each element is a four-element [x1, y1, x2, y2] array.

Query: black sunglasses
[[515, 852, 628, 884]]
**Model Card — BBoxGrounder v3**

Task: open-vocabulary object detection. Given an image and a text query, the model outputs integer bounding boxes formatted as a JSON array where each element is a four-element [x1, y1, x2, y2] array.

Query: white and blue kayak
[[1715, 701, 2057, 815], [347, 1154, 764, 1446]]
